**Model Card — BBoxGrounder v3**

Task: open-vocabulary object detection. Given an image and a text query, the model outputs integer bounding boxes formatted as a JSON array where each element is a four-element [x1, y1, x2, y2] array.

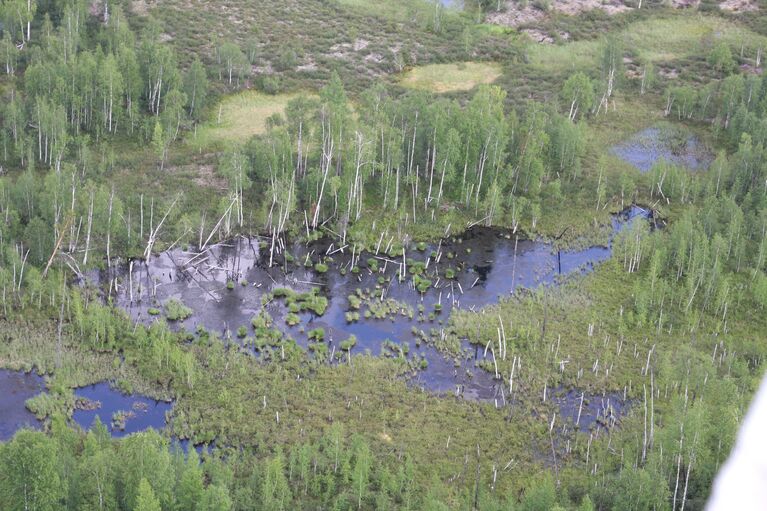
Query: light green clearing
[[399, 62, 504, 93]]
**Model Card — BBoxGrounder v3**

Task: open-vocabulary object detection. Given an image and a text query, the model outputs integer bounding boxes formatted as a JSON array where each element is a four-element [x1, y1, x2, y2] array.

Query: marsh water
[[0, 370, 172, 440], [0, 369, 45, 441], [611, 127, 712, 172], [96, 207, 650, 396], [0, 207, 650, 440], [73, 383, 172, 437]]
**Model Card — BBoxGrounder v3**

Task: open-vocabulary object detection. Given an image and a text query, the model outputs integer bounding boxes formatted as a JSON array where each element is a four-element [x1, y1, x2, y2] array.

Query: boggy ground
[[34, 206, 649, 445], [2, 206, 649, 442]]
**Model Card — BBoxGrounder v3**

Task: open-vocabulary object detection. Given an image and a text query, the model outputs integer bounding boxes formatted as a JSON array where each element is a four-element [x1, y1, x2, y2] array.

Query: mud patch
[[521, 28, 569, 43], [671, 0, 699, 7], [130, 0, 150, 15], [353, 38, 370, 51], [658, 67, 680, 80], [719, 0, 759, 12]]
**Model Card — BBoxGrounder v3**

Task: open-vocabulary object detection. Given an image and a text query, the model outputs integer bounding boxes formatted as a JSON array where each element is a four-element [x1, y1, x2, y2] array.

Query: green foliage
[[413, 274, 432, 293], [708, 42, 735, 75], [340, 335, 357, 351], [0, 430, 64, 511], [134, 478, 162, 511], [217, 42, 249, 86], [754, 272, 767, 309], [561, 72, 595, 121], [308, 327, 325, 341], [521, 473, 556, 511]]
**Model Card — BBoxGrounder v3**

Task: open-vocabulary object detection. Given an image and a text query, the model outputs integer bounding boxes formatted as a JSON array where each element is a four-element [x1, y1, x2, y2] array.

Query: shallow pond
[[89, 206, 651, 406], [1, 209, 650, 442], [611, 127, 711, 173], [0, 369, 45, 441], [72, 382, 173, 438]]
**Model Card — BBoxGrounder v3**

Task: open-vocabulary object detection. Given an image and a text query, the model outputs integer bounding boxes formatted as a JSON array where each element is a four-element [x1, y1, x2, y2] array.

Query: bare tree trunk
[[82, 191, 94, 266]]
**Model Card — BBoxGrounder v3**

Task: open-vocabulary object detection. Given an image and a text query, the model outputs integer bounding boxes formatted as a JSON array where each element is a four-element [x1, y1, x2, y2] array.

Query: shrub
[[304, 293, 328, 315], [308, 328, 325, 341], [276, 48, 298, 71], [260, 75, 281, 94], [348, 294, 362, 310], [340, 335, 357, 351], [413, 274, 432, 293]]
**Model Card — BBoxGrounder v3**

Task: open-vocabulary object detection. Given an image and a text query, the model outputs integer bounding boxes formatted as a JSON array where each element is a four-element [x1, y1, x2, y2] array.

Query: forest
[[0, 0, 766, 509]]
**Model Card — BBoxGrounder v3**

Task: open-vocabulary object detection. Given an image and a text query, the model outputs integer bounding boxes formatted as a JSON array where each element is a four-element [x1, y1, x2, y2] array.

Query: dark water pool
[[0, 369, 44, 441], [2, 209, 651, 442], [72, 382, 172, 437], [611, 127, 712, 173], [86, 206, 651, 404]]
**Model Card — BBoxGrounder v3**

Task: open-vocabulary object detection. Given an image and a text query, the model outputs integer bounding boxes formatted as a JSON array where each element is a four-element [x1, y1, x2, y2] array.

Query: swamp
[[0, 0, 766, 509]]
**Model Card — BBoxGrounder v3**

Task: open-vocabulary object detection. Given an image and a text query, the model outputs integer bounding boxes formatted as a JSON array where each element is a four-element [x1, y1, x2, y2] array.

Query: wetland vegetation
[[0, 0, 766, 509]]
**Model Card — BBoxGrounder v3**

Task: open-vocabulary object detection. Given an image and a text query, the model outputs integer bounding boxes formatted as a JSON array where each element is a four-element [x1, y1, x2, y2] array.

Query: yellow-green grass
[[527, 14, 767, 72], [399, 62, 504, 93], [624, 14, 767, 62], [190, 90, 307, 148]]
